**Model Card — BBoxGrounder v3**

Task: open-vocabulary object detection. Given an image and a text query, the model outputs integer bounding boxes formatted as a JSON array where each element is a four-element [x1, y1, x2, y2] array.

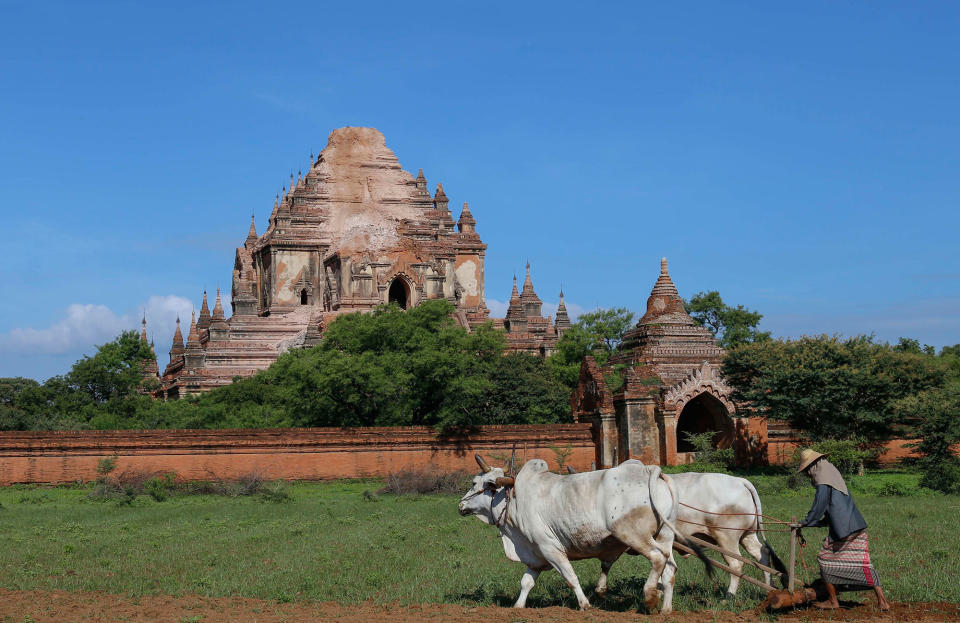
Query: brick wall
[[0, 424, 595, 485]]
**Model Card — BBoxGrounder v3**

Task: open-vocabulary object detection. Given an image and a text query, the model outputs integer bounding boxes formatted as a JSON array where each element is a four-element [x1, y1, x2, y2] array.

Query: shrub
[[258, 481, 292, 503], [794, 438, 874, 476], [683, 431, 735, 473], [379, 468, 472, 495], [144, 472, 176, 502], [878, 482, 908, 497], [919, 461, 960, 494], [96, 455, 118, 477]]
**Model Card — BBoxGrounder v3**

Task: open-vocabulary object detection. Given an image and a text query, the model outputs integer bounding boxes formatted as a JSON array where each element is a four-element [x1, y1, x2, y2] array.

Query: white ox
[[669, 472, 784, 595], [458, 455, 712, 613], [571, 468, 787, 596]]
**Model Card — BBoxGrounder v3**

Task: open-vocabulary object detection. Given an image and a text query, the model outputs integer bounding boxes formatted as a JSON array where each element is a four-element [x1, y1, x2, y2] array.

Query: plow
[[671, 508, 864, 612]]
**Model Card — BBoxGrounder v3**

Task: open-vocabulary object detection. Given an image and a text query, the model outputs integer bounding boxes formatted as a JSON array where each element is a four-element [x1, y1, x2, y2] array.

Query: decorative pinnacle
[[650, 256, 679, 297]]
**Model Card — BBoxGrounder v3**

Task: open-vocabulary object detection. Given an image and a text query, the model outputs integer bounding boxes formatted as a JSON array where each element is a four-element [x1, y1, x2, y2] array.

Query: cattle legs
[[594, 557, 617, 596], [740, 532, 771, 591], [513, 568, 540, 608], [544, 554, 591, 610]]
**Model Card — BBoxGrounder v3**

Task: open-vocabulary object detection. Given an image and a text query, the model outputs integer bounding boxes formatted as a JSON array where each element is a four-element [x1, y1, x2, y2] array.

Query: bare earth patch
[[0, 590, 957, 623]]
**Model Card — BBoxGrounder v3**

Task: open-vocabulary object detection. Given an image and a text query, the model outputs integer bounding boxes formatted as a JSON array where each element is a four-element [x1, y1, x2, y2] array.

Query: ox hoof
[[725, 591, 737, 600], [594, 588, 607, 597]]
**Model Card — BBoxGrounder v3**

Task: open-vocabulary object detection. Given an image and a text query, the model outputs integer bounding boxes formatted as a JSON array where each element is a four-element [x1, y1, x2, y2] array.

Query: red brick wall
[[0, 425, 595, 485]]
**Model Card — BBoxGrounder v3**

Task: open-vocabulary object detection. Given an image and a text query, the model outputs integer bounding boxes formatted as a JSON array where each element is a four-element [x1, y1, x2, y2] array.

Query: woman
[[796, 448, 890, 610]]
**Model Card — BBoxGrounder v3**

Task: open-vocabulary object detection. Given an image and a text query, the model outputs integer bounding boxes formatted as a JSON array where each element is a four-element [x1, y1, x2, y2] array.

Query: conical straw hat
[[797, 448, 827, 473]]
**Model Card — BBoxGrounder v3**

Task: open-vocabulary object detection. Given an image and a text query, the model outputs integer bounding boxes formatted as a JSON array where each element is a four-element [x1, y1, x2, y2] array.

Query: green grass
[[0, 477, 957, 612]]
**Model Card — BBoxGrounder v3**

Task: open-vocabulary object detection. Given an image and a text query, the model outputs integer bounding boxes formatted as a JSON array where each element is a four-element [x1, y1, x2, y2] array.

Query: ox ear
[[494, 477, 515, 488], [475, 454, 492, 473]]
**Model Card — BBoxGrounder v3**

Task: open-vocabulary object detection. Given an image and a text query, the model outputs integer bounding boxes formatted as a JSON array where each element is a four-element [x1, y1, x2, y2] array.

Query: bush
[[144, 473, 176, 502], [878, 482, 908, 497], [919, 461, 960, 494], [379, 468, 472, 496], [798, 438, 875, 476], [683, 431, 735, 473]]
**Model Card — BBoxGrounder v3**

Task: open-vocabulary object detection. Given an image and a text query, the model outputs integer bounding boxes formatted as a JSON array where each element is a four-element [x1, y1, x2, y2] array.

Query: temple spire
[[198, 291, 211, 330], [510, 274, 520, 300], [186, 310, 200, 348], [521, 261, 535, 295], [457, 201, 476, 234], [170, 316, 184, 355], [555, 287, 572, 332], [212, 288, 225, 322], [246, 213, 258, 245], [651, 257, 679, 297], [433, 183, 449, 211], [140, 313, 148, 342]]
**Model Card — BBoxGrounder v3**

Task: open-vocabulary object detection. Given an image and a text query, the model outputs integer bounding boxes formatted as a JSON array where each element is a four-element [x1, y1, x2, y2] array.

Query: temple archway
[[676, 392, 734, 452], [388, 278, 409, 309]]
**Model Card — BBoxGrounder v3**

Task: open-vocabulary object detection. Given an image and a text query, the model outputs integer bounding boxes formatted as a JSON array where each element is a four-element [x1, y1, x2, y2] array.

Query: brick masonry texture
[[0, 425, 596, 485]]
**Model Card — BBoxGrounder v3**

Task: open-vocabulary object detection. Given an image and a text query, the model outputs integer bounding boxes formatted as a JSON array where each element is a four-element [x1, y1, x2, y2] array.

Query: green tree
[[546, 307, 634, 390], [894, 337, 936, 356], [684, 291, 770, 350], [722, 335, 947, 441], [1, 332, 157, 430], [896, 382, 960, 493], [139, 300, 566, 431]]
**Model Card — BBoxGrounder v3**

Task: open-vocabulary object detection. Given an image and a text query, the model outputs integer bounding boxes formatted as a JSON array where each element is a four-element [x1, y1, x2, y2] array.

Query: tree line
[[2, 293, 957, 491]]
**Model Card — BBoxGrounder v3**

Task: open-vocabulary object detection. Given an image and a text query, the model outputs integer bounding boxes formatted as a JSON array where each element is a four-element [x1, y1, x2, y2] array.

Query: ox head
[[457, 454, 515, 523]]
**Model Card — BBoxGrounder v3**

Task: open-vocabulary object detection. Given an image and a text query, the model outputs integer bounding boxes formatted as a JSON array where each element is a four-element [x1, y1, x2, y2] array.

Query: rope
[[676, 517, 793, 533], [679, 501, 792, 525]]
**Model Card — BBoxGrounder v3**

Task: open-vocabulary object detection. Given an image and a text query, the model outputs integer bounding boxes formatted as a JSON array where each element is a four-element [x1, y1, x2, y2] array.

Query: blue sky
[[1, 1, 957, 380]]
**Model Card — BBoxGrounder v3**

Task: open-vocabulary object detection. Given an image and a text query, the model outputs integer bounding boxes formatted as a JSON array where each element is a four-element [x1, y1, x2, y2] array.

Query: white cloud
[[0, 295, 194, 357], [486, 298, 508, 318]]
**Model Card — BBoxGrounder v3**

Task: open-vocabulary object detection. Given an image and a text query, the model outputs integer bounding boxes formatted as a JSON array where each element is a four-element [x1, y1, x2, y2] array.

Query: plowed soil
[[0, 590, 957, 623]]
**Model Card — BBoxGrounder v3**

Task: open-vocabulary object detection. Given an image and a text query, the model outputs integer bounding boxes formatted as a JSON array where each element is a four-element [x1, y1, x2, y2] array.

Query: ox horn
[[475, 454, 492, 473], [566, 465, 577, 474], [494, 477, 515, 488]]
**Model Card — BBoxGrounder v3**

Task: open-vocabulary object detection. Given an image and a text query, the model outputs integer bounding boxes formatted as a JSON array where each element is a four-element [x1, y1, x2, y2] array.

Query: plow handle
[[788, 516, 798, 591]]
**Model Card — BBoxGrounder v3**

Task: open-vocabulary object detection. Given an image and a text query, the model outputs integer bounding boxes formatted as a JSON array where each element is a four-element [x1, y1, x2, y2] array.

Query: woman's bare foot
[[874, 586, 891, 611]]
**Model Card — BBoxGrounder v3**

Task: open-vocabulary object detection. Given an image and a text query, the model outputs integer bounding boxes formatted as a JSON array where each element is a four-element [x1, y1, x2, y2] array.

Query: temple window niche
[[300, 289, 308, 305]]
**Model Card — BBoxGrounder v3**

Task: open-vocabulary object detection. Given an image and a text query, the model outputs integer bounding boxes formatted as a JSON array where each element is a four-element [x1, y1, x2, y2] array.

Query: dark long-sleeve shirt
[[801, 484, 868, 541]]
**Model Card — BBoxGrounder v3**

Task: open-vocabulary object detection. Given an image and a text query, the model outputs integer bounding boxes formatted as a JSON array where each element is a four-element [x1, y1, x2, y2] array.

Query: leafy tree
[[546, 307, 634, 389], [896, 381, 960, 493], [685, 291, 770, 350], [894, 337, 936, 356], [128, 300, 567, 431], [940, 344, 960, 358], [722, 335, 947, 441], [1, 332, 157, 431]]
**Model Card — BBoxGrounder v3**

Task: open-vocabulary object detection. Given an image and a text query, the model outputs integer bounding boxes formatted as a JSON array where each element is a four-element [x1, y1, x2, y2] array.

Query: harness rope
[[676, 501, 794, 532]]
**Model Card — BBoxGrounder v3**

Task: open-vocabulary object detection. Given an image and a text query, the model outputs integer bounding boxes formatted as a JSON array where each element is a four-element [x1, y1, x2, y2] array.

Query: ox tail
[[745, 480, 788, 587], [651, 469, 715, 580]]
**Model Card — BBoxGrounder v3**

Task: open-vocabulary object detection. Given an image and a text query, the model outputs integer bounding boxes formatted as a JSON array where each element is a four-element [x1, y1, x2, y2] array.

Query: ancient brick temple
[[571, 258, 763, 466], [490, 262, 571, 356], [155, 127, 492, 398]]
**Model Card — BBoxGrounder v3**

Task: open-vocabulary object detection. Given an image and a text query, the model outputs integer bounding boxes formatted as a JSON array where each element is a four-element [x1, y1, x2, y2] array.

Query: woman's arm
[[801, 484, 831, 527]]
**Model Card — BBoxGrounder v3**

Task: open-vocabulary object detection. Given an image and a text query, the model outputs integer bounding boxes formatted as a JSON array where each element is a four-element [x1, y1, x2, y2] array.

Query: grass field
[[0, 475, 957, 613]]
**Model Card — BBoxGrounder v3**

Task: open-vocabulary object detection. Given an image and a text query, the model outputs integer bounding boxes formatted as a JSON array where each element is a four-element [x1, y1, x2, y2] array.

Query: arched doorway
[[676, 392, 733, 452], [300, 289, 308, 305], [388, 278, 409, 309]]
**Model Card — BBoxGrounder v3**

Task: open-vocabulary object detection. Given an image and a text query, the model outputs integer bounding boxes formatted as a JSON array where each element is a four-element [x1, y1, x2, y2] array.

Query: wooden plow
[[671, 514, 824, 610]]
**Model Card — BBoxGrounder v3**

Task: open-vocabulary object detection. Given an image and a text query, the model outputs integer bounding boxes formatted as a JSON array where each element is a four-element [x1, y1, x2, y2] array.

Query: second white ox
[[458, 455, 712, 613], [669, 472, 785, 596]]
